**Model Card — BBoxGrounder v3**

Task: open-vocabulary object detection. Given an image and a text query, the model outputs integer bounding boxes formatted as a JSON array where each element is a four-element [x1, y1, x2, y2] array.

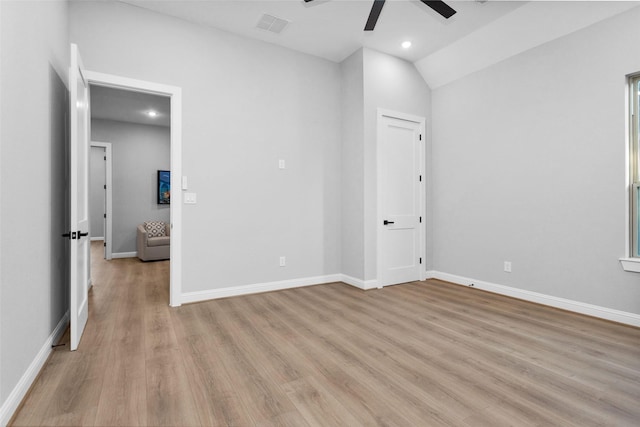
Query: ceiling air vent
[[256, 14, 290, 34]]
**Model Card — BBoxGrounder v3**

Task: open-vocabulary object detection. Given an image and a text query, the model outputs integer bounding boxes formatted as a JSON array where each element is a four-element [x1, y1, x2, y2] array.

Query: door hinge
[[103, 213, 106, 218], [104, 156, 106, 161], [419, 134, 422, 141], [104, 242, 106, 247], [419, 257, 422, 264], [104, 184, 106, 189], [419, 216, 422, 223], [419, 175, 422, 182]]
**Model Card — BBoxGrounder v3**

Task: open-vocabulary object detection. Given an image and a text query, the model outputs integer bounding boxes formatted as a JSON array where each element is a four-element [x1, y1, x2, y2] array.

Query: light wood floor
[[10, 243, 640, 426]]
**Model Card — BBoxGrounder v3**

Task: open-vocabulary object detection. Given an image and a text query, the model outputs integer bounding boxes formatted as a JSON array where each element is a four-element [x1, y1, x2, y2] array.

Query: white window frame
[[620, 74, 640, 272]]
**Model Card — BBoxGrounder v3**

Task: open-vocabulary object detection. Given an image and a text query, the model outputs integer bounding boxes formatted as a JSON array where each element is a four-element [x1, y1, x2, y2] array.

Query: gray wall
[[71, 1, 342, 289], [0, 0, 69, 409], [89, 146, 106, 239], [362, 48, 432, 281], [340, 49, 365, 280], [431, 7, 640, 314], [92, 119, 170, 254], [340, 48, 432, 282]]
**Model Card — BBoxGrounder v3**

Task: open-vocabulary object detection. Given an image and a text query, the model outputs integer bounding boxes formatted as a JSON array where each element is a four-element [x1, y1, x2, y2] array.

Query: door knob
[[383, 220, 395, 225]]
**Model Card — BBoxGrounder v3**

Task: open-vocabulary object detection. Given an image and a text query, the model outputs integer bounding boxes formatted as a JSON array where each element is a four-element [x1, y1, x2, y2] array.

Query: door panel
[[69, 43, 90, 351], [380, 115, 422, 286]]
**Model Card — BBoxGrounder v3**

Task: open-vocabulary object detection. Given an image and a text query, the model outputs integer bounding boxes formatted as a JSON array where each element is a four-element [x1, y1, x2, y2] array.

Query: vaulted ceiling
[[119, 0, 526, 63], [94, 1, 639, 124]]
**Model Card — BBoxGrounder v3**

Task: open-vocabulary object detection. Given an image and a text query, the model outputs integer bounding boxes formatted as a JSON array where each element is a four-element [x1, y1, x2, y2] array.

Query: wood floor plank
[[93, 346, 147, 426], [282, 375, 362, 427], [9, 241, 640, 426], [145, 348, 201, 426], [203, 298, 298, 425], [172, 303, 256, 426]]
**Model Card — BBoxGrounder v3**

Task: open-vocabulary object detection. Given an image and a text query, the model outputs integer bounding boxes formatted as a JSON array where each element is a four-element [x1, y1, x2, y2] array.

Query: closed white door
[[378, 113, 424, 286], [69, 44, 90, 351]]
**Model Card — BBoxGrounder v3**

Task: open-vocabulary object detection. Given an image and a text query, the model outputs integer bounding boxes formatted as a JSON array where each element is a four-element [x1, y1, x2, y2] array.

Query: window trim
[[620, 74, 640, 272]]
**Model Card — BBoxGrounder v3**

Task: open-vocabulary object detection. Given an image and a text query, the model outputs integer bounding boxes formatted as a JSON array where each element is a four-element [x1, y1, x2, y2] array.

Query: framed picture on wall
[[158, 170, 170, 204]]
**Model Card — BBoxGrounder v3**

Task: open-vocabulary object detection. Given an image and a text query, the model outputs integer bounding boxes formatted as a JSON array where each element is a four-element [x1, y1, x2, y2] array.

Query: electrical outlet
[[279, 256, 286, 267], [504, 261, 512, 273]]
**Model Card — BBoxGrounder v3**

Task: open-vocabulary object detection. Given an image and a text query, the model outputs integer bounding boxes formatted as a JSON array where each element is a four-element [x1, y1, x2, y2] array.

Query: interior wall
[[91, 119, 170, 254], [339, 48, 432, 282], [340, 49, 365, 280], [0, 0, 69, 407], [431, 7, 640, 314], [89, 146, 106, 239], [362, 48, 432, 281], [70, 1, 342, 290]]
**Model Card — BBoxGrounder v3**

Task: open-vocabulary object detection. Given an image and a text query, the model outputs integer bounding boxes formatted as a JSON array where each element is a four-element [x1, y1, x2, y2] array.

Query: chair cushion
[[144, 221, 166, 238], [147, 235, 170, 247]]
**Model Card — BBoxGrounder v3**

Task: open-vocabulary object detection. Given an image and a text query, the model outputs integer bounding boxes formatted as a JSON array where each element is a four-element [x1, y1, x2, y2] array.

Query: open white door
[[68, 44, 90, 351], [378, 111, 424, 287]]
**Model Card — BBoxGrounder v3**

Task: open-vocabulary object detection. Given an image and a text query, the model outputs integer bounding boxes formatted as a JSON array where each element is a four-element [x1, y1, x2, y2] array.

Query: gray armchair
[[137, 222, 170, 261]]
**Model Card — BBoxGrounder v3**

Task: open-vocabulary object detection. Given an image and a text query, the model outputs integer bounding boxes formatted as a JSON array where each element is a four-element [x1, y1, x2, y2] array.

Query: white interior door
[[69, 43, 90, 351], [379, 113, 423, 286]]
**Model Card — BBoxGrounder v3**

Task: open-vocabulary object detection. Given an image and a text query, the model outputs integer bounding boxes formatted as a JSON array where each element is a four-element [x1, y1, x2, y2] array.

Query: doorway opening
[[85, 71, 182, 307], [90, 142, 112, 260], [89, 86, 170, 263]]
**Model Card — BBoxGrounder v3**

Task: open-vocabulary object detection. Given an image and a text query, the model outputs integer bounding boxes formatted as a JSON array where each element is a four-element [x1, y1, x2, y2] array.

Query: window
[[622, 75, 640, 271]]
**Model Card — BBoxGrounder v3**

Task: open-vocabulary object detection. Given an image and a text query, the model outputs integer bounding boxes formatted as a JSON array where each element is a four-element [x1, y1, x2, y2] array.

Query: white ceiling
[[119, 0, 527, 63], [92, 1, 639, 123]]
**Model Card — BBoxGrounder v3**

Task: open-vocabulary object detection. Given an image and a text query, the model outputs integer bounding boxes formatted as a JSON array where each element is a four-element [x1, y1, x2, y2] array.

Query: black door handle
[[383, 220, 395, 225], [62, 231, 87, 239]]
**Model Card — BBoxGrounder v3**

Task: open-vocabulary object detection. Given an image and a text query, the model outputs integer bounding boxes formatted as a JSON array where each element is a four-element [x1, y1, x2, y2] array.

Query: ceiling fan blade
[[420, 0, 456, 19], [364, 0, 386, 31]]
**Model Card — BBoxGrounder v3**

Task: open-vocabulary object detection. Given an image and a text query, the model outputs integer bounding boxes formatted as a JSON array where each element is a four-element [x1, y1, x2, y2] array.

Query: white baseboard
[[428, 271, 640, 327], [90, 237, 104, 242], [0, 311, 69, 427], [340, 274, 379, 290], [112, 251, 137, 259], [180, 274, 343, 304]]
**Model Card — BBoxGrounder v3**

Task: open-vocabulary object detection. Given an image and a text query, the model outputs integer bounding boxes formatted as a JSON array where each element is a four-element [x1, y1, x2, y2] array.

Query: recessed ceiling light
[[401, 41, 412, 49], [147, 110, 158, 117]]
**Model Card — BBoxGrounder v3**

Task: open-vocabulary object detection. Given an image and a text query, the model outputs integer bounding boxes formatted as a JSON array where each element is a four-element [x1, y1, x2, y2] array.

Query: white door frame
[[91, 142, 113, 260], [84, 70, 183, 307], [376, 108, 426, 287]]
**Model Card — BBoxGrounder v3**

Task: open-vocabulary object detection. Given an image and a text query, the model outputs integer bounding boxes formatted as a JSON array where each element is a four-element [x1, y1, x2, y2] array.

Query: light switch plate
[[184, 193, 197, 204], [279, 159, 285, 169]]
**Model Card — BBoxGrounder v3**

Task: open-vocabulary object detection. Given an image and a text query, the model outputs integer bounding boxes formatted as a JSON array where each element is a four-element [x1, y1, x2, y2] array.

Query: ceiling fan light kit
[[304, 0, 457, 31]]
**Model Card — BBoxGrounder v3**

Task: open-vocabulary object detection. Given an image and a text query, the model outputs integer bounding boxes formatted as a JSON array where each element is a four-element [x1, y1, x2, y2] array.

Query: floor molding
[[340, 275, 379, 290], [0, 311, 69, 427], [180, 274, 343, 304], [112, 251, 137, 259], [429, 271, 640, 327]]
